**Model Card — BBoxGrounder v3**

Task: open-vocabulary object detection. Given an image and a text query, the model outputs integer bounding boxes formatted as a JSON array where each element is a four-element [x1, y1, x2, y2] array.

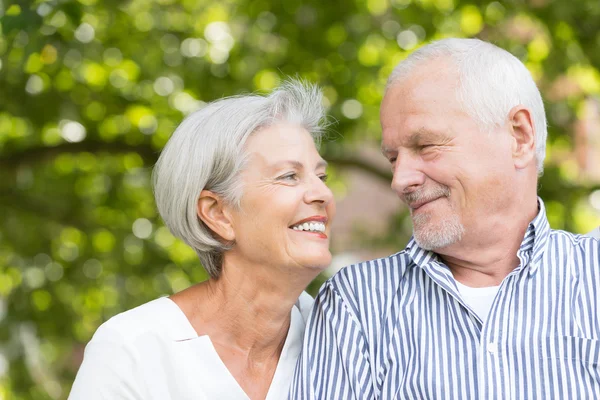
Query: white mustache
[[403, 185, 450, 208]]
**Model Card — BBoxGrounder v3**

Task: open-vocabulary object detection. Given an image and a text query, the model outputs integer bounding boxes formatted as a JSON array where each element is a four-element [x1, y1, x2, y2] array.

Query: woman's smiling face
[[227, 123, 335, 272]]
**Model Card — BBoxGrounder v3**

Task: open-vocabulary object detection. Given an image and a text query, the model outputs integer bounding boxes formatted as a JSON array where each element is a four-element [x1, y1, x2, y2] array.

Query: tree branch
[[325, 153, 392, 182], [0, 141, 394, 183], [0, 190, 88, 231], [0, 141, 161, 168]]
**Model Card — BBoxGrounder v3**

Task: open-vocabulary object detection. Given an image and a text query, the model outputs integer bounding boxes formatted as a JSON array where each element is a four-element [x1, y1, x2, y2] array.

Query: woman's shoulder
[[92, 297, 191, 345]]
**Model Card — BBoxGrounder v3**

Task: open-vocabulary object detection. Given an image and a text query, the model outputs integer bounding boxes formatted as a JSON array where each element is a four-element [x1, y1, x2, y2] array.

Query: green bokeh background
[[1, 0, 600, 398]]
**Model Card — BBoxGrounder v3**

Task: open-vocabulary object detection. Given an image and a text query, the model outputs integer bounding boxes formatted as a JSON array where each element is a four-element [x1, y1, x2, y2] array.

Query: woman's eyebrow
[[270, 160, 328, 170]]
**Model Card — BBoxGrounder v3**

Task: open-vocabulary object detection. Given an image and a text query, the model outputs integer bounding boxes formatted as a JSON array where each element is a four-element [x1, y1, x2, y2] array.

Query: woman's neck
[[171, 255, 316, 360], [171, 256, 318, 399]]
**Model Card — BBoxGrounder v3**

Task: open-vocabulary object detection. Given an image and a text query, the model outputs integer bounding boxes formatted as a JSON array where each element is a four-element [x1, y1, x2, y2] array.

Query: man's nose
[[390, 155, 426, 195]]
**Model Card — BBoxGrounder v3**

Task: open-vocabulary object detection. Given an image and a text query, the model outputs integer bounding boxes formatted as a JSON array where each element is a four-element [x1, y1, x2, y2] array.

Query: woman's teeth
[[291, 222, 326, 233]]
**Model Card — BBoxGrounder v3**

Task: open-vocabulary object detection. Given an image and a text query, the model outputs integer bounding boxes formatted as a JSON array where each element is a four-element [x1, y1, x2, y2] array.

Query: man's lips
[[408, 197, 442, 211]]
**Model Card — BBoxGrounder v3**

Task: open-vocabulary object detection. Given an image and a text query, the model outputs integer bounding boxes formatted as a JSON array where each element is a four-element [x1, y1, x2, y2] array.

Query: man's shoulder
[[586, 226, 600, 239], [333, 250, 411, 281], [544, 229, 600, 270], [324, 250, 414, 302], [548, 228, 600, 247], [312, 251, 416, 329]]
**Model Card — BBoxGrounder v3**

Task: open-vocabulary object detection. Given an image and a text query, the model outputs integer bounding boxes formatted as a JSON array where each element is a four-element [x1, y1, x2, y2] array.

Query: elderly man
[[290, 38, 600, 399]]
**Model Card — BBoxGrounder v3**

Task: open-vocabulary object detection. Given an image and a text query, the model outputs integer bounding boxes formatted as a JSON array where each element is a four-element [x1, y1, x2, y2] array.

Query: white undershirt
[[454, 280, 500, 323]]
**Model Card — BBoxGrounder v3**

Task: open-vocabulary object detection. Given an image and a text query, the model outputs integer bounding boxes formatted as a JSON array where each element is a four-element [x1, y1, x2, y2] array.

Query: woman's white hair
[[153, 79, 326, 279], [387, 38, 547, 176]]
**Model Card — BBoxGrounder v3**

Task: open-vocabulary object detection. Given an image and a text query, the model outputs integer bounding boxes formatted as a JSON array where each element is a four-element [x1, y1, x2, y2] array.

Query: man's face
[[380, 61, 516, 251]]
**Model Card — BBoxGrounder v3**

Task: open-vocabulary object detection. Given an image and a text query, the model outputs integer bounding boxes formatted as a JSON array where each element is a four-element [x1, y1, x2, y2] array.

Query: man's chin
[[413, 223, 465, 251]]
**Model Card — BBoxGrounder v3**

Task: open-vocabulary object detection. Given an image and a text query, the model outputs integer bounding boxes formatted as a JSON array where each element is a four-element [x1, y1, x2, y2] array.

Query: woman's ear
[[197, 190, 235, 242], [508, 105, 537, 170]]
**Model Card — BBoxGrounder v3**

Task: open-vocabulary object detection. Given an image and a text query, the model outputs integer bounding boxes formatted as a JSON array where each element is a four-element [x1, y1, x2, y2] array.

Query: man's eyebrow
[[407, 131, 424, 145], [409, 128, 450, 144], [381, 145, 394, 156], [381, 130, 426, 154], [381, 128, 450, 155]]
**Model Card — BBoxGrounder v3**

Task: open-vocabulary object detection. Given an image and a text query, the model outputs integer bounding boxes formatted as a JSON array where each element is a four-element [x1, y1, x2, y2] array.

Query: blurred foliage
[[1, 0, 600, 398]]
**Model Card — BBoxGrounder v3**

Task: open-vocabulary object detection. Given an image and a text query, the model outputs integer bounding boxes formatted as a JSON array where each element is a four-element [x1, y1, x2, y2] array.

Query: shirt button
[[487, 342, 496, 354]]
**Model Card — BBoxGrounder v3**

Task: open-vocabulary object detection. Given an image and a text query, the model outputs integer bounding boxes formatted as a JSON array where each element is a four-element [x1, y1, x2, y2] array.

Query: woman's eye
[[280, 173, 298, 181], [319, 174, 328, 183]]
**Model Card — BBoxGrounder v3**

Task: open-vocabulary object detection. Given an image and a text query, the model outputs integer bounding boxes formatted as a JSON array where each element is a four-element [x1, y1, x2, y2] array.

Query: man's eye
[[319, 174, 328, 183], [388, 157, 397, 164]]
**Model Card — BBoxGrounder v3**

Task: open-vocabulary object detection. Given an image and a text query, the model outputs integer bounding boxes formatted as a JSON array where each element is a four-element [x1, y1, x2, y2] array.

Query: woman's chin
[[300, 253, 332, 272]]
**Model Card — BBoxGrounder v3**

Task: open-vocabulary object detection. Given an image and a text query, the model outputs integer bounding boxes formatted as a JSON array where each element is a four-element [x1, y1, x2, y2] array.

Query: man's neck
[[436, 197, 539, 287]]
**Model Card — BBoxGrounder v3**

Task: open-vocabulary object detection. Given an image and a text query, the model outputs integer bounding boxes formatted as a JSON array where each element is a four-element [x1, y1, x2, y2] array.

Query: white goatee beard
[[403, 185, 464, 251], [412, 209, 464, 250]]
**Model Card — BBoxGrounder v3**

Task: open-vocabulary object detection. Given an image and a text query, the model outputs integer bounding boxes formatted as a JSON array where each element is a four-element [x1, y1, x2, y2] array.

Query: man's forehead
[[384, 62, 459, 104], [389, 56, 459, 87], [384, 79, 458, 109], [382, 83, 462, 133]]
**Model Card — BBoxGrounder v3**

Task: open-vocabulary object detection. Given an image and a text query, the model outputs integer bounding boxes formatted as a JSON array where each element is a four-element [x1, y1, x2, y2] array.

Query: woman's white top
[[68, 292, 314, 400], [454, 280, 500, 323]]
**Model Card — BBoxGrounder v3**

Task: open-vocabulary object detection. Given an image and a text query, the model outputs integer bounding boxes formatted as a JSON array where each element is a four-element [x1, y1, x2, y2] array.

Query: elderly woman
[[69, 80, 335, 399]]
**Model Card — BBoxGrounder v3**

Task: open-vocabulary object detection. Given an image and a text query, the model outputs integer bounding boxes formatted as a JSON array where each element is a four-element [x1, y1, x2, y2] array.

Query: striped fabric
[[290, 199, 600, 399]]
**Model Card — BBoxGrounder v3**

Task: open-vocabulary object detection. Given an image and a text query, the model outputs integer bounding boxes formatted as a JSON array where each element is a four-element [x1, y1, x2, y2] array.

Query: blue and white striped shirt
[[291, 200, 600, 399]]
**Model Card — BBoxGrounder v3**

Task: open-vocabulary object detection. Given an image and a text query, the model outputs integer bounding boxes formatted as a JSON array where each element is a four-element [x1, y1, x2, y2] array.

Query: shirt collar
[[524, 197, 550, 275], [404, 197, 551, 275], [405, 237, 440, 271]]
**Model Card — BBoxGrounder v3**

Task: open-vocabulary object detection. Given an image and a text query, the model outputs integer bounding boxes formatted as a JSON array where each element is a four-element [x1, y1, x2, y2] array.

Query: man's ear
[[197, 190, 235, 242], [508, 105, 536, 170]]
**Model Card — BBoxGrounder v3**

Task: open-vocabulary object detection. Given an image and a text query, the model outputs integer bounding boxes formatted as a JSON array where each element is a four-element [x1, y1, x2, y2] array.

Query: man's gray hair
[[387, 38, 547, 175], [152, 79, 326, 279]]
